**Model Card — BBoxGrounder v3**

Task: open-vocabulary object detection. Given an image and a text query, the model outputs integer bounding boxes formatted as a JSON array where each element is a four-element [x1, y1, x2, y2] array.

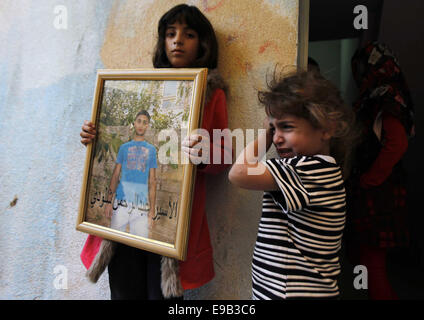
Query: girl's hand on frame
[[80, 120, 97, 146], [182, 133, 210, 165]]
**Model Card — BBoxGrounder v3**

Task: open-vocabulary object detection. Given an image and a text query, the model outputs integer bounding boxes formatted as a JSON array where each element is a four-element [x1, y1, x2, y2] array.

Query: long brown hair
[[153, 4, 218, 69]]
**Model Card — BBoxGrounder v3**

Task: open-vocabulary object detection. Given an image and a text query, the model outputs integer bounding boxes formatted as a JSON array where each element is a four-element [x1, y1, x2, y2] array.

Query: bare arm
[[148, 168, 157, 222], [228, 128, 278, 191], [105, 163, 121, 217]]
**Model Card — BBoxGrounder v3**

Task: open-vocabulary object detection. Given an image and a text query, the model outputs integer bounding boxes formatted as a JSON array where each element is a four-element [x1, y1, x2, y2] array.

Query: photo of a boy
[[104, 110, 157, 238]]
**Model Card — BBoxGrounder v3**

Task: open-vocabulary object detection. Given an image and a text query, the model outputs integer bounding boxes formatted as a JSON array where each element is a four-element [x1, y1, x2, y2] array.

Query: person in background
[[345, 42, 415, 300]]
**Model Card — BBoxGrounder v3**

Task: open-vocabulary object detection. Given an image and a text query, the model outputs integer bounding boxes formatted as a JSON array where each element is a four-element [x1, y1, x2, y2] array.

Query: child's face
[[165, 21, 199, 68], [268, 114, 330, 158], [134, 115, 149, 136]]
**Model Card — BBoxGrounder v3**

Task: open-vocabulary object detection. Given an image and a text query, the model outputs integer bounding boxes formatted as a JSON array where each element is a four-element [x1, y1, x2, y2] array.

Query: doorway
[[307, 0, 424, 300]]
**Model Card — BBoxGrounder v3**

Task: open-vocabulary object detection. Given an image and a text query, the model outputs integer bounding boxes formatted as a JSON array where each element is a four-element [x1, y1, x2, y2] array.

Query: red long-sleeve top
[[360, 112, 408, 188]]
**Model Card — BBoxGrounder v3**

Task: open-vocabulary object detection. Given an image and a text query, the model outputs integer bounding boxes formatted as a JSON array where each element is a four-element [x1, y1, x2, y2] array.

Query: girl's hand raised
[[263, 117, 274, 148], [80, 120, 97, 146]]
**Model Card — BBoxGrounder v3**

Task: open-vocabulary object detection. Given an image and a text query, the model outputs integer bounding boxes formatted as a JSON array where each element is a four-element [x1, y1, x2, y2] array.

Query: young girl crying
[[229, 70, 354, 299]]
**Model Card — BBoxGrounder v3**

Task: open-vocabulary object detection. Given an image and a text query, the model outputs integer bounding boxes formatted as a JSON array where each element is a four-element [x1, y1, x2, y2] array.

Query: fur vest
[[85, 69, 226, 298]]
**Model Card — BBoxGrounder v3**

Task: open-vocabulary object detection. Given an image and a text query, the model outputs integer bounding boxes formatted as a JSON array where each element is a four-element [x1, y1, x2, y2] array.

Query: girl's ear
[[322, 131, 332, 141], [321, 121, 336, 141]]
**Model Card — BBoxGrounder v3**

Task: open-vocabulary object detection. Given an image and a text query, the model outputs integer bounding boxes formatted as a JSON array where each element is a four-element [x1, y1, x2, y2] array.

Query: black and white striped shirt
[[252, 155, 346, 300]]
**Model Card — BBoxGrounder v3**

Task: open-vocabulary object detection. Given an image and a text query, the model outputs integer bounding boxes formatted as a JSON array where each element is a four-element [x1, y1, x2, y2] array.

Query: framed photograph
[[76, 68, 208, 261]]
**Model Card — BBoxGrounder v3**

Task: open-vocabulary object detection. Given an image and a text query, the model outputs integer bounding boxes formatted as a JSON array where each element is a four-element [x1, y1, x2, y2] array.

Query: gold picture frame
[[76, 68, 208, 261]]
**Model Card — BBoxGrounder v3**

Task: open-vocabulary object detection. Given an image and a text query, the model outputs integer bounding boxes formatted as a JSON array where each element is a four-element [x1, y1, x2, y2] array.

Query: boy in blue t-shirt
[[104, 110, 157, 238]]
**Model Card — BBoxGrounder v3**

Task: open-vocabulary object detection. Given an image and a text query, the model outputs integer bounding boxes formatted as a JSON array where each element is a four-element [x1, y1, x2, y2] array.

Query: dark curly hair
[[258, 69, 356, 177], [153, 4, 218, 69]]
